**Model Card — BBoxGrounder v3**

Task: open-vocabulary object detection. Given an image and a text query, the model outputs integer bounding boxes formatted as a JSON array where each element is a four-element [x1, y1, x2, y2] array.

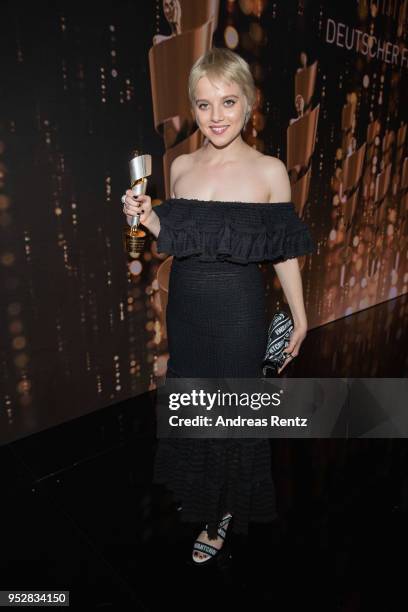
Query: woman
[[122, 48, 314, 565]]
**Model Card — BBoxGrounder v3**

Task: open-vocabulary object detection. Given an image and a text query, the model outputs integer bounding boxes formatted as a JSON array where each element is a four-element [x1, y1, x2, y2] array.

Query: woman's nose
[[211, 106, 224, 122]]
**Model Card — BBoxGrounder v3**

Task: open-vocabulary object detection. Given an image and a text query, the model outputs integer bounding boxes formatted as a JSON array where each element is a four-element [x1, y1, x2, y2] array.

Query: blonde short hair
[[188, 47, 256, 130]]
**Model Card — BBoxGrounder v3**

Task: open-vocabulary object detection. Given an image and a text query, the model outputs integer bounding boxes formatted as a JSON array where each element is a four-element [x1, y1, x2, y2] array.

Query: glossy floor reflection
[[1, 295, 407, 610]]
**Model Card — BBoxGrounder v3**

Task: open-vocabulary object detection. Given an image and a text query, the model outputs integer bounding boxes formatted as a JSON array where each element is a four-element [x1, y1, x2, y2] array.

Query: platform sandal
[[191, 513, 233, 566]]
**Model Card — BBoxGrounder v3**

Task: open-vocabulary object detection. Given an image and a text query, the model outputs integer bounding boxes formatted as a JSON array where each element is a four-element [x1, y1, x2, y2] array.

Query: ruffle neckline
[[153, 197, 314, 264], [168, 197, 295, 207]]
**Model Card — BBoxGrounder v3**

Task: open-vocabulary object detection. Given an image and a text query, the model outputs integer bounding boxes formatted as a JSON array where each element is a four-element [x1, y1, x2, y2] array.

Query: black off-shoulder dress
[[152, 197, 314, 538]]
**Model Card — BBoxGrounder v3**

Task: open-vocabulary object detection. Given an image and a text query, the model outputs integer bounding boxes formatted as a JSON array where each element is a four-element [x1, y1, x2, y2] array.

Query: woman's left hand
[[277, 324, 307, 375]]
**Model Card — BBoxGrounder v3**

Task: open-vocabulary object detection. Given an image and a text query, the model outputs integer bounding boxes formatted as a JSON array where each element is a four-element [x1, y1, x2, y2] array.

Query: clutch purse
[[262, 311, 294, 377]]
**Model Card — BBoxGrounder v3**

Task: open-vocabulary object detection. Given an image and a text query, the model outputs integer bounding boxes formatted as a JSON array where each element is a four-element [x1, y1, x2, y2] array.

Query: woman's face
[[163, 0, 177, 22], [192, 76, 248, 145]]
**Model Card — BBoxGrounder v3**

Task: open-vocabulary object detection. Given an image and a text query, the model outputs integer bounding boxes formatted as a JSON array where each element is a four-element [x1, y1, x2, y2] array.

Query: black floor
[[1, 295, 408, 611]]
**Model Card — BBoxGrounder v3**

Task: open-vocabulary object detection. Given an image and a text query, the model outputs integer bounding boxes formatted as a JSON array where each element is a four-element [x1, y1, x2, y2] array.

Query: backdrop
[[0, 0, 407, 441]]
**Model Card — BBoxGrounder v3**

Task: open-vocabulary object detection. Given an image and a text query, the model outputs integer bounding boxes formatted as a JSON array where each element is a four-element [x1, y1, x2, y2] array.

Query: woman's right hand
[[277, 323, 307, 375], [122, 190, 153, 225]]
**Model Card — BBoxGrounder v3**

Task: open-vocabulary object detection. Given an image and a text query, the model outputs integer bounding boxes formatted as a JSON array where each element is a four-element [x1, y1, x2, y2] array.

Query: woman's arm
[[273, 257, 308, 373], [141, 209, 160, 239], [124, 195, 161, 237], [272, 258, 308, 330], [264, 156, 308, 372]]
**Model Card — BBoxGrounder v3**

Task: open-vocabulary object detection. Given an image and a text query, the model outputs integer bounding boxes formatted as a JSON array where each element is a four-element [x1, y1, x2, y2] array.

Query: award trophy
[[124, 150, 152, 259]]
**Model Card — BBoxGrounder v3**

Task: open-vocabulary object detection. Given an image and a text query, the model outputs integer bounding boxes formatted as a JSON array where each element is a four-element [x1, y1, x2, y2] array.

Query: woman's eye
[[197, 100, 236, 110]]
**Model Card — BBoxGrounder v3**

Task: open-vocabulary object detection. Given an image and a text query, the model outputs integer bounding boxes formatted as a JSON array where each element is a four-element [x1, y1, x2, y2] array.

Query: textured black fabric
[[154, 197, 315, 264], [166, 257, 267, 378], [154, 425, 278, 539], [152, 198, 314, 537]]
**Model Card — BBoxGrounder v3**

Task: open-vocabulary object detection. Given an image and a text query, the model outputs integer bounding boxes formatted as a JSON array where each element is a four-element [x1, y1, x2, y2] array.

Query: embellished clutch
[[262, 311, 294, 377]]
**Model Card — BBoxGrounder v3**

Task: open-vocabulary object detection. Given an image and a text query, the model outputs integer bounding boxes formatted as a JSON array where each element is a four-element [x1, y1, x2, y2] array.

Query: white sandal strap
[[193, 541, 219, 556], [220, 513, 233, 524]]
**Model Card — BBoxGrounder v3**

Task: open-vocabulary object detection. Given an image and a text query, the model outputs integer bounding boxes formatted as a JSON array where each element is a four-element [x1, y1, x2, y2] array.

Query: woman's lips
[[209, 126, 229, 135]]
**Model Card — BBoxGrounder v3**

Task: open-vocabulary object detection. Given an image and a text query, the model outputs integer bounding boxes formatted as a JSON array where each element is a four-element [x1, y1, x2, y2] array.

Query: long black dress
[[152, 197, 314, 538]]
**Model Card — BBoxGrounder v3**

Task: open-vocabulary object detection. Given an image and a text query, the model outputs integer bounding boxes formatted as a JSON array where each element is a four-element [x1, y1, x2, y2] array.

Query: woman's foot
[[192, 513, 233, 563]]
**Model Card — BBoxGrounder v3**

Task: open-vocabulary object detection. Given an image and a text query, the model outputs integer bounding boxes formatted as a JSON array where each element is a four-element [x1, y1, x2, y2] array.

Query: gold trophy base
[[124, 226, 147, 259]]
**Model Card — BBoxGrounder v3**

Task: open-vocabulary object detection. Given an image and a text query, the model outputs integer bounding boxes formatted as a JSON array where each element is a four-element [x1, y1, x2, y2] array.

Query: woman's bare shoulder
[[256, 153, 287, 171], [170, 153, 189, 170], [243, 149, 286, 173], [170, 152, 195, 178], [256, 155, 291, 202], [169, 154, 196, 196]]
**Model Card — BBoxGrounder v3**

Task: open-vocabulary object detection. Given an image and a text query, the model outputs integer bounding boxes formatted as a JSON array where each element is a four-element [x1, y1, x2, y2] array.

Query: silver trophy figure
[[124, 150, 152, 258]]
